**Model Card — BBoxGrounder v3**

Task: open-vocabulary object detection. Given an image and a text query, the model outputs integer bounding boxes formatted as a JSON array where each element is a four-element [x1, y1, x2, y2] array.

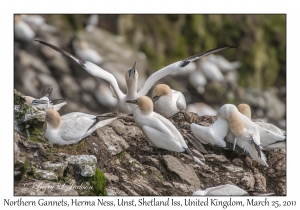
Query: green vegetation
[[14, 89, 47, 143], [88, 168, 107, 196], [28, 127, 47, 143], [115, 151, 124, 159], [139, 170, 147, 177], [120, 14, 286, 89], [53, 14, 285, 89]]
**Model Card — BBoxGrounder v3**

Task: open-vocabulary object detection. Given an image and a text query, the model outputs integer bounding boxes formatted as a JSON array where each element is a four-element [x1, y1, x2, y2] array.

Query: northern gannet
[[222, 104, 268, 167], [264, 141, 286, 151], [35, 40, 235, 113], [126, 96, 204, 165], [198, 57, 224, 82], [192, 184, 247, 196], [45, 109, 117, 145], [14, 15, 35, 41], [152, 84, 186, 118], [21, 15, 44, 30], [74, 40, 103, 64], [171, 62, 197, 76], [21, 14, 56, 33], [85, 14, 99, 32], [188, 70, 207, 94], [95, 84, 118, 109], [25, 87, 67, 111], [237, 103, 286, 150], [207, 54, 241, 73], [187, 102, 217, 116], [190, 106, 229, 147]]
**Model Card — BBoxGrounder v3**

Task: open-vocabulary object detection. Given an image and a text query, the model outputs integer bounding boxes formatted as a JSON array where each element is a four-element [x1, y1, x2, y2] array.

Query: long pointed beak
[[132, 61, 137, 69], [126, 99, 138, 105], [152, 95, 160, 103], [51, 98, 67, 103], [128, 61, 137, 78], [31, 99, 49, 105]]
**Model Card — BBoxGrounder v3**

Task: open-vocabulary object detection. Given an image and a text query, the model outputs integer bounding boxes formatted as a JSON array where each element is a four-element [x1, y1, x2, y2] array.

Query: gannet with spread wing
[[35, 40, 234, 113]]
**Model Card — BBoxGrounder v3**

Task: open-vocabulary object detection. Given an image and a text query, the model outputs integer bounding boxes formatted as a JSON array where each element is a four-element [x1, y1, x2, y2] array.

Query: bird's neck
[[126, 80, 138, 98], [138, 107, 152, 116], [47, 119, 61, 129]]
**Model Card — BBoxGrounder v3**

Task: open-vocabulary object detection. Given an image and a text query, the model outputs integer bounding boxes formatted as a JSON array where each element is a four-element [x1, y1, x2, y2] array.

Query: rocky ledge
[[14, 89, 286, 196]]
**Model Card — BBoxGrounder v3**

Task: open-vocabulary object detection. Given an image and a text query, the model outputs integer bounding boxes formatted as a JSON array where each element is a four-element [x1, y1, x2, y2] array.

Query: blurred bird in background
[[14, 14, 286, 129]]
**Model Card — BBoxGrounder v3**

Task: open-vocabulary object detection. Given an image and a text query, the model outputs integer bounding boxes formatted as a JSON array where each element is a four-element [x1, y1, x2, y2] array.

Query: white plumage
[[14, 16, 35, 41], [127, 96, 203, 165], [191, 117, 228, 147], [192, 184, 247, 196], [25, 88, 67, 111], [237, 104, 286, 150], [95, 84, 118, 108], [187, 102, 217, 116], [36, 40, 234, 114], [188, 70, 207, 94], [207, 54, 241, 73], [152, 84, 186, 118], [256, 124, 286, 149], [198, 57, 224, 82], [45, 109, 117, 145], [74, 41, 103, 64]]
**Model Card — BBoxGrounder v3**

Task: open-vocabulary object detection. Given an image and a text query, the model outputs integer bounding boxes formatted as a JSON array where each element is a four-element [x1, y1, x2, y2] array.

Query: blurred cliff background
[[14, 14, 286, 128]]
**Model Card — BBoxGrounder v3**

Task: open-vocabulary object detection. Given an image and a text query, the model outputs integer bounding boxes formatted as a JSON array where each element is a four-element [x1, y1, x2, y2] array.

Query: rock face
[[13, 89, 286, 196], [163, 155, 200, 188], [66, 155, 97, 177]]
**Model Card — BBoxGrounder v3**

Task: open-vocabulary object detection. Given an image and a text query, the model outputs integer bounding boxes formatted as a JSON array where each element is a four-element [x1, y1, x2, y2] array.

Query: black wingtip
[[180, 61, 190, 68], [40, 87, 53, 99], [86, 117, 100, 133], [179, 45, 237, 67], [227, 45, 237, 49], [35, 39, 86, 68]]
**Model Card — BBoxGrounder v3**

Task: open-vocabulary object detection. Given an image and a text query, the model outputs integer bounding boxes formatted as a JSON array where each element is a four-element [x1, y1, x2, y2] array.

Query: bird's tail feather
[[245, 143, 268, 167], [86, 117, 117, 133]]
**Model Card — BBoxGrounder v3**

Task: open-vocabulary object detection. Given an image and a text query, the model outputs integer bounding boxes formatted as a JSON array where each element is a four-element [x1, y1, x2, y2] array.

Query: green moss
[[28, 127, 47, 143], [22, 160, 35, 179], [14, 90, 27, 105], [139, 170, 147, 177], [115, 151, 124, 159], [88, 168, 107, 196], [154, 172, 163, 181], [24, 160, 29, 171]]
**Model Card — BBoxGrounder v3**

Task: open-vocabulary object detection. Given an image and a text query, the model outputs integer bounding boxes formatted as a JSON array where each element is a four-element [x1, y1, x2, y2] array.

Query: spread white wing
[[35, 40, 125, 99], [137, 46, 235, 97]]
